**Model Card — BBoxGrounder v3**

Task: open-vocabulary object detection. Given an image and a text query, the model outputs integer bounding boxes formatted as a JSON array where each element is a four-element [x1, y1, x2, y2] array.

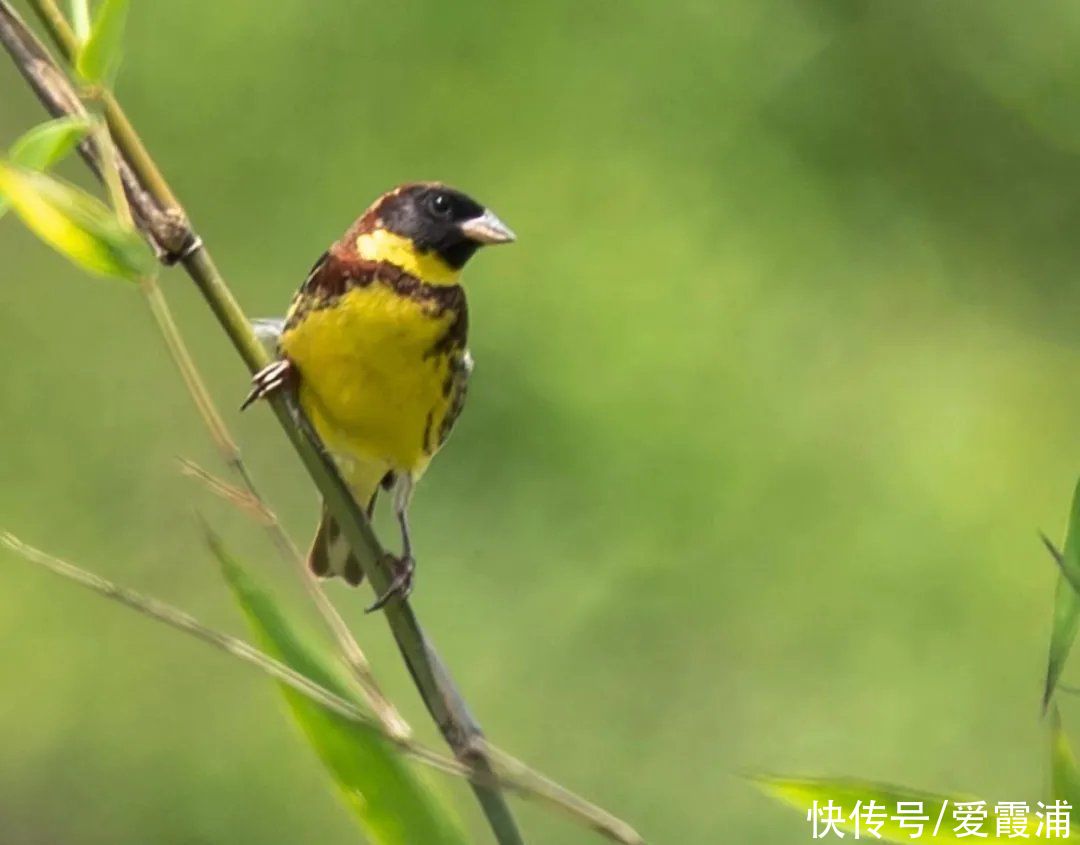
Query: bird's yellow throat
[[355, 229, 462, 286]]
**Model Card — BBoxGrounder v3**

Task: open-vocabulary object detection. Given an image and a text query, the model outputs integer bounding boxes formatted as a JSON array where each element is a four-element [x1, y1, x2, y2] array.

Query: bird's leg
[[365, 476, 416, 613], [241, 358, 294, 410]]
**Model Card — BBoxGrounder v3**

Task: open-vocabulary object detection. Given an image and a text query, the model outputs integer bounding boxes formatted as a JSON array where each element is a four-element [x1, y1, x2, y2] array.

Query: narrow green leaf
[[0, 161, 152, 281], [1043, 477, 1080, 707], [69, 0, 91, 42], [206, 532, 468, 845], [75, 0, 129, 84], [752, 776, 1016, 844]]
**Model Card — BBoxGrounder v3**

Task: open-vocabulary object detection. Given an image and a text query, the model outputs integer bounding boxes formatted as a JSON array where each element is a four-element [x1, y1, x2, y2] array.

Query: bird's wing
[[437, 349, 473, 450]]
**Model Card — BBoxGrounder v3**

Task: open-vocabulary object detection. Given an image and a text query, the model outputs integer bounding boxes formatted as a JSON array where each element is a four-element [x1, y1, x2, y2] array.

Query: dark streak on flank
[[424, 305, 468, 361], [422, 410, 434, 455], [437, 352, 471, 450]]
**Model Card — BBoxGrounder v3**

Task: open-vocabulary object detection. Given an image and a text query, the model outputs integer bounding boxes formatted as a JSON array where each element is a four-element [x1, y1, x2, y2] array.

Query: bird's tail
[[307, 463, 390, 585], [307, 505, 366, 585]]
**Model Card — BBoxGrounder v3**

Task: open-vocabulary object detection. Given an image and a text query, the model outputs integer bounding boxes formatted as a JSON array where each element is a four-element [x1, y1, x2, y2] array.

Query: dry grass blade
[[178, 457, 273, 523], [483, 741, 646, 844]]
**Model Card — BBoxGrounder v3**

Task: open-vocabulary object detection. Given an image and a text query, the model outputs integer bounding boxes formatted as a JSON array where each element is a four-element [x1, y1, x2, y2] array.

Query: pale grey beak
[[460, 209, 516, 245]]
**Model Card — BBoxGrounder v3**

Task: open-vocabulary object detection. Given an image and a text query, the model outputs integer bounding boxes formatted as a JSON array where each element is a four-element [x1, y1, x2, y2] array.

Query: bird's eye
[[429, 193, 452, 217]]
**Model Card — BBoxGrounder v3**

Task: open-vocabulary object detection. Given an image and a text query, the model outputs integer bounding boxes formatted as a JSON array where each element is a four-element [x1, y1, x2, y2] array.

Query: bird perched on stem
[[243, 183, 515, 610]]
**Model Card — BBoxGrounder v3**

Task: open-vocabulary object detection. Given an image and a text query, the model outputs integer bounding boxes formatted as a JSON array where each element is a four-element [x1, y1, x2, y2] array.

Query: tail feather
[[307, 507, 365, 586], [307, 462, 385, 587]]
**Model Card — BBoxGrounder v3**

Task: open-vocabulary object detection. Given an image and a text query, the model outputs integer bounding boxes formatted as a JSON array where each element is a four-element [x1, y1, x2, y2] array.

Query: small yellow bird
[[244, 183, 514, 609]]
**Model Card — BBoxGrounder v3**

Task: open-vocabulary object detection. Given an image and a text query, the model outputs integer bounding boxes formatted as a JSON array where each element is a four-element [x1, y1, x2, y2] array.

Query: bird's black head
[[374, 183, 515, 270]]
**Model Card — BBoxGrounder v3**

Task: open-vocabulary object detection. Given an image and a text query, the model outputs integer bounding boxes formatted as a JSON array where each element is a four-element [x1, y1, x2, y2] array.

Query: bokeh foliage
[[211, 534, 469, 845], [3, 1, 1080, 842]]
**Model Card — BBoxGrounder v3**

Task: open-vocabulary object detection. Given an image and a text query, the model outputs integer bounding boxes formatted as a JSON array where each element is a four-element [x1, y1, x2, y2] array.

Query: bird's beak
[[459, 210, 516, 245]]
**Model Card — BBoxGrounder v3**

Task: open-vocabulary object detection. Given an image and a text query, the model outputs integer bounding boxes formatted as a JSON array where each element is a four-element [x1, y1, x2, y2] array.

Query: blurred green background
[[3, 0, 1080, 842]]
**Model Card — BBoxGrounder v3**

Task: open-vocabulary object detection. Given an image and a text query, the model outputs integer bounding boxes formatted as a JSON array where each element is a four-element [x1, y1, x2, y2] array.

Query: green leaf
[[752, 776, 1014, 844], [206, 531, 469, 845], [0, 161, 153, 281], [75, 0, 130, 84], [1042, 477, 1080, 708], [0, 117, 91, 219]]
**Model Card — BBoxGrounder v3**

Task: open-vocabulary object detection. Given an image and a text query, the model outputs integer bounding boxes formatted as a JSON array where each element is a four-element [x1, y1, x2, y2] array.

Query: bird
[[242, 183, 515, 610]]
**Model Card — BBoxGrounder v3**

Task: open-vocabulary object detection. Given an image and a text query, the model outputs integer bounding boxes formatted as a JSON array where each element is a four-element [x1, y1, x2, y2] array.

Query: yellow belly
[[280, 283, 456, 493]]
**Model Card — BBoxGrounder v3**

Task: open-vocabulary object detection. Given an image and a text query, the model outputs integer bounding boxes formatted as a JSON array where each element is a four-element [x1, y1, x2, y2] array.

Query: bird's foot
[[241, 358, 294, 410], [365, 553, 415, 613]]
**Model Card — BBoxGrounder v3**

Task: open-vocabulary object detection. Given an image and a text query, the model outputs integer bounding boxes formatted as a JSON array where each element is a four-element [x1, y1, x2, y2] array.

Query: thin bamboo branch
[[0, 530, 646, 845], [140, 279, 240, 460], [1, 5, 643, 844], [90, 111, 131, 227]]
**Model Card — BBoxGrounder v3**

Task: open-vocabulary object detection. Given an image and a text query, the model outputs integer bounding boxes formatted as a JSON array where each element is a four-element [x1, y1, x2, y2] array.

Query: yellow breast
[[281, 281, 458, 482]]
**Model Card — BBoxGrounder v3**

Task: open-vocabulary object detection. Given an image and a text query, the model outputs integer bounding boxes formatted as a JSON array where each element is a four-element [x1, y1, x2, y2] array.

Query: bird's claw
[[365, 554, 415, 613], [241, 359, 293, 410]]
